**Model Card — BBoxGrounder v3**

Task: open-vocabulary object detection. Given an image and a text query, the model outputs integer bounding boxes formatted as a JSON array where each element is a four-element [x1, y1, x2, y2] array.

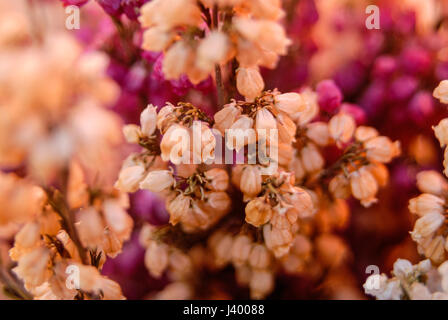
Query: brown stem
[[0, 256, 32, 300], [212, 4, 227, 106], [46, 189, 88, 265]]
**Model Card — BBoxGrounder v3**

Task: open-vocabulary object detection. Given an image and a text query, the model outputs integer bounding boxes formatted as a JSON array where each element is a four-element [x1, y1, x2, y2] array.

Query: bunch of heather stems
[[1, 0, 448, 300]]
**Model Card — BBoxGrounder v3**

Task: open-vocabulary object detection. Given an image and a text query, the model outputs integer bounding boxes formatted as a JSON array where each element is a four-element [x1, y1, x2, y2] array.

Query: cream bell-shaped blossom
[[355, 126, 379, 142], [140, 104, 158, 137], [145, 241, 169, 278], [249, 244, 271, 269], [433, 118, 448, 147], [196, 31, 230, 72], [160, 124, 191, 164], [240, 165, 263, 199], [231, 235, 252, 266], [411, 212, 445, 241], [328, 112, 355, 145], [434, 80, 448, 104], [226, 115, 256, 151], [245, 197, 273, 227], [140, 170, 174, 192], [306, 122, 330, 146], [274, 92, 304, 115], [167, 194, 191, 225], [114, 165, 146, 193], [122, 124, 141, 144], [236, 67, 265, 101], [213, 103, 241, 135], [408, 193, 445, 217], [349, 167, 378, 207], [142, 26, 174, 52], [364, 136, 401, 163], [416, 171, 448, 196]]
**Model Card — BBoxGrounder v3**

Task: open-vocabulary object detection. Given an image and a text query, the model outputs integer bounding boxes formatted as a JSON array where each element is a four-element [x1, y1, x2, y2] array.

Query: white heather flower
[[250, 270, 274, 299], [115, 165, 146, 193], [122, 124, 141, 144], [236, 67, 264, 101], [226, 115, 256, 151], [355, 126, 379, 142], [231, 235, 252, 265], [142, 26, 174, 52], [392, 259, 413, 278], [364, 136, 401, 163], [213, 103, 241, 135], [196, 31, 229, 72], [433, 80, 448, 104], [329, 174, 350, 199], [306, 122, 330, 146], [255, 108, 277, 132], [416, 171, 448, 196], [433, 118, 448, 147], [204, 168, 229, 191], [245, 197, 273, 227], [300, 143, 324, 173], [160, 124, 191, 164], [162, 41, 192, 80], [409, 193, 444, 217], [167, 194, 191, 225], [274, 92, 304, 115], [328, 112, 355, 145], [249, 244, 271, 269], [349, 167, 378, 207], [140, 104, 158, 137], [145, 241, 169, 278], [411, 212, 445, 241], [240, 165, 262, 198]]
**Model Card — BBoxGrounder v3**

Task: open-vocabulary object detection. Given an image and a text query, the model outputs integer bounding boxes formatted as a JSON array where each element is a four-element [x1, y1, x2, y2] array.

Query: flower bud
[[196, 31, 229, 72]]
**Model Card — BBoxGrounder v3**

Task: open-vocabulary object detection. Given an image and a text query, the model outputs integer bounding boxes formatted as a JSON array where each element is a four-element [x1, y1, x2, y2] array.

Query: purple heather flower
[[316, 79, 343, 113], [388, 76, 418, 102], [130, 190, 169, 225], [334, 61, 366, 96], [97, 0, 122, 16], [400, 46, 431, 75], [358, 80, 386, 118], [60, 0, 89, 6], [436, 62, 448, 81], [408, 91, 435, 125], [340, 103, 366, 125], [373, 56, 397, 78]]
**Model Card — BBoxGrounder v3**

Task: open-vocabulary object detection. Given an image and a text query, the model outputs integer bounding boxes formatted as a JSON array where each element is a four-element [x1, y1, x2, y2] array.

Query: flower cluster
[[139, 0, 290, 99]]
